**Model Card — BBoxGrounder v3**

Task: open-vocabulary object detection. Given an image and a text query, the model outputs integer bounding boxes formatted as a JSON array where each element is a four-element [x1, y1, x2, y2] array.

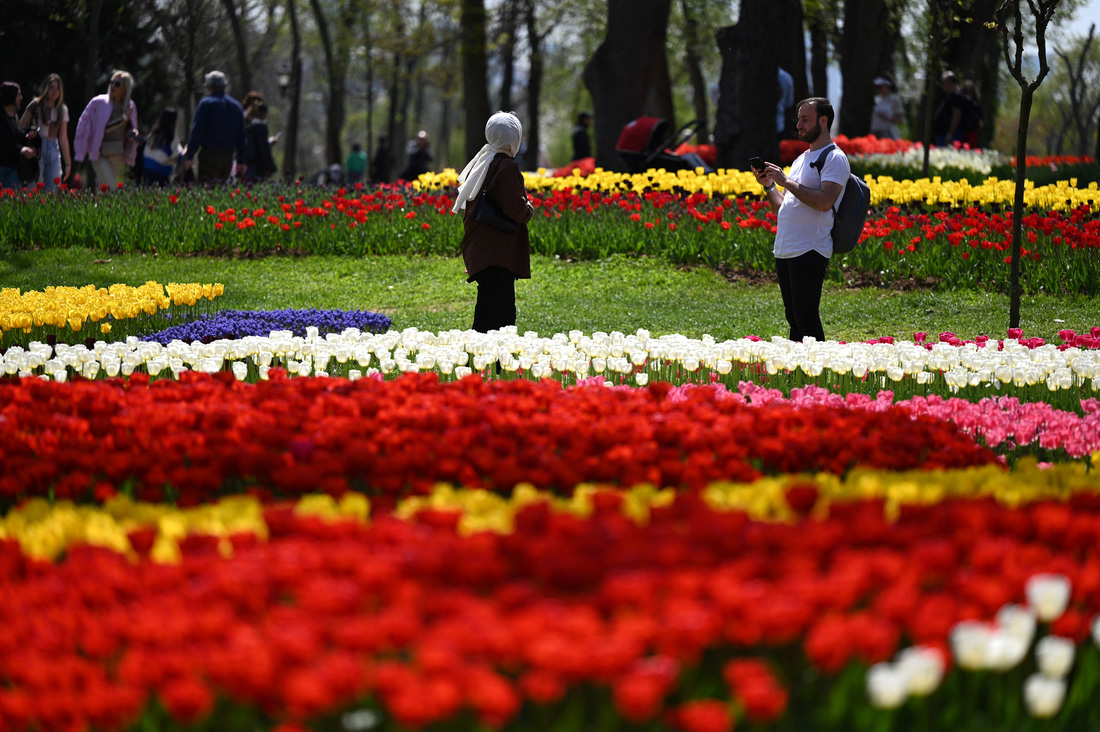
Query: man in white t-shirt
[[752, 97, 850, 342]]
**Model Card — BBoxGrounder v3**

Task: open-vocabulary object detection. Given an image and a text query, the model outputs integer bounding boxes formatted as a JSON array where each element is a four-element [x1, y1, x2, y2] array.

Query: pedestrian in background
[[399, 130, 432, 180], [141, 107, 183, 186], [571, 111, 592, 161], [20, 74, 71, 190], [346, 143, 367, 186], [73, 70, 140, 188], [370, 135, 390, 183], [1, 82, 38, 191], [870, 76, 903, 141], [183, 70, 245, 181]]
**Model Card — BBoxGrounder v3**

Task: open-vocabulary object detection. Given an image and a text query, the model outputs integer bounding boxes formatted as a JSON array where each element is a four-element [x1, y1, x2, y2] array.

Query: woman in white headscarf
[[454, 111, 534, 333]]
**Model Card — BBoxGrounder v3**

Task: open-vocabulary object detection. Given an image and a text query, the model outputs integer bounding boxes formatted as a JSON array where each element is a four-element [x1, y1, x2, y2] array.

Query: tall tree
[[309, 0, 361, 165], [713, 0, 784, 171], [583, 0, 672, 172], [777, 0, 810, 112], [220, 0, 252, 92], [460, 0, 492, 159], [496, 0, 521, 111], [996, 0, 1061, 328], [1053, 25, 1099, 157], [679, 0, 711, 142], [837, 0, 895, 136], [284, 0, 303, 176], [943, 0, 1001, 147]]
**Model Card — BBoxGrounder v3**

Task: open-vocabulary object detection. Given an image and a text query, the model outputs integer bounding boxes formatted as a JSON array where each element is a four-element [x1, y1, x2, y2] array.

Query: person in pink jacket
[[74, 70, 140, 188]]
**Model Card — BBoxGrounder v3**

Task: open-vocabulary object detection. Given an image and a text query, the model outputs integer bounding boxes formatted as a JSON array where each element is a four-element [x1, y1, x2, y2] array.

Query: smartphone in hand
[[748, 156, 765, 170]]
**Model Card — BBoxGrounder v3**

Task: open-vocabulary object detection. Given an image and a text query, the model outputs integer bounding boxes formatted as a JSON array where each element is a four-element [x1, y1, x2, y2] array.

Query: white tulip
[[996, 604, 1037, 646], [1035, 636, 1076, 679], [951, 620, 994, 670], [894, 646, 945, 697], [985, 629, 1030, 671], [1023, 674, 1066, 718], [1026, 574, 1071, 622], [1093, 615, 1100, 648], [635, 372, 649, 387], [348, 369, 362, 381], [232, 362, 248, 381]]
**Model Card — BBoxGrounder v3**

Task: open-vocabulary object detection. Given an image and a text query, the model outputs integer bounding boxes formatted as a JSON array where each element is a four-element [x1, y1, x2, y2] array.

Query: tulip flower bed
[[0, 281, 225, 349], [0, 373, 1003, 511], [2, 166, 1099, 294], [4, 468, 1100, 731]]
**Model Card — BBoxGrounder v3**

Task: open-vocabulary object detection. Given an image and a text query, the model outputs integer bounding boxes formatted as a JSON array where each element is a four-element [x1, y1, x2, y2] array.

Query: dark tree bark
[[524, 0, 545, 171], [808, 14, 829, 98], [713, 1, 784, 171], [777, 0, 809, 113], [583, 0, 672, 172], [680, 0, 710, 142], [1054, 25, 1098, 158], [220, 0, 252, 92], [84, 0, 104, 101], [837, 0, 891, 137], [385, 0, 405, 181], [461, 0, 492, 160], [997, 0, 1060, 328], [646, 43, 676, 129], [284, 0, 302, 176], [943, 0, 1002, 148], [497, 0, 520, 111], [309, 0, 341, 165]]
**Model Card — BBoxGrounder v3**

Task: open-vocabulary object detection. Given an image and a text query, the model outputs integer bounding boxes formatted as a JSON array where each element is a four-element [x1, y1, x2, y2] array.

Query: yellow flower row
[[3, 458, 1096, 563], [0, 281, 225, 335], [416, 167, 1100, 210]]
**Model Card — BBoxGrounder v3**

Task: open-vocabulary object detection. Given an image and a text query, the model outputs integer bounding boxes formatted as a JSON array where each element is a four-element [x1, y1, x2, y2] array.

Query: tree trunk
[[583, 0, 672, 172], [808, 14, 828, 98], [498, 0, 519, 111], [713, 2, 783, 171], [220, 0, 252, 92], [645, 43, 676, 130], [524, 0, 544, 171], [837, 0, 891, 137], [386, 0, 405, 180], [777, 0, 809, 110], [461, 0, 492, 160], [679, 0, 710, 142], [308, 0, 344, 165], [1009, 87, 1034, 327], [284, 0, 302, 177], [84, 0, 104, 101], [944, 0, 1001, 148]]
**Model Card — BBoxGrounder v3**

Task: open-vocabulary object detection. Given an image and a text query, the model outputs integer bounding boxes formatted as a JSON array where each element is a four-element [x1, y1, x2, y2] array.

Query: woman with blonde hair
[[74, 70, 140, 188], [20, 74, 71, 191], [452, 111, 534, 332]]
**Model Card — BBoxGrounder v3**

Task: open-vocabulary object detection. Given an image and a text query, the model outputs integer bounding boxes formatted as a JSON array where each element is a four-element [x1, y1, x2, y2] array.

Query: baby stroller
[[616, 117, 713, 174]]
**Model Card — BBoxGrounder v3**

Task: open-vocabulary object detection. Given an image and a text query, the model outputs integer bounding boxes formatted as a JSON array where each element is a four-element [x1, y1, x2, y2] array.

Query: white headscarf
[[451, 111, 523, 214]]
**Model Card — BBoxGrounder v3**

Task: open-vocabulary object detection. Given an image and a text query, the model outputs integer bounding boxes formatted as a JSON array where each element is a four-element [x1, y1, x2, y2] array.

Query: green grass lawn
[[3, 248, 1096, 341]]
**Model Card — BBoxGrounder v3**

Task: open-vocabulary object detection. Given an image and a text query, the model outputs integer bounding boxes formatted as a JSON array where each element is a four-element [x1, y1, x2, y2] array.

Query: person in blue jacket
[[183, 70, 245, 181]]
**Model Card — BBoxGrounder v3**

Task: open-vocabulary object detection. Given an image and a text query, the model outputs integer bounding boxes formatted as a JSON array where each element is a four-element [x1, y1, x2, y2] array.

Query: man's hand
[[20, 146, 35, 159]]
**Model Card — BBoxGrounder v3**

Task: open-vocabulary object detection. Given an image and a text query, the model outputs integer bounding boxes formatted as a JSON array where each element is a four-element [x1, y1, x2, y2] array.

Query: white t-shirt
[[773, 145, 850, 260], [871, 94, 903, 140]]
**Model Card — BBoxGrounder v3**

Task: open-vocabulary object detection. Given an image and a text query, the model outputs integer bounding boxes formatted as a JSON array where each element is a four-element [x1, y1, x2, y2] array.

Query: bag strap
[[481, 154, 507, 195], [808, 144, 841, 215]]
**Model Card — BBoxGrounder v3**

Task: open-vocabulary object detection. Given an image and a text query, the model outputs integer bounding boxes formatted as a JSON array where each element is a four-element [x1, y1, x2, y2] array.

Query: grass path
[[4, 248, 1096, 341]]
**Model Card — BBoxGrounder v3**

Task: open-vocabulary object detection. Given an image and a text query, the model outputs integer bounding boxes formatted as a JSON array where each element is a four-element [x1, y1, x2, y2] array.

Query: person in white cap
[[870, 76, 904, 140]]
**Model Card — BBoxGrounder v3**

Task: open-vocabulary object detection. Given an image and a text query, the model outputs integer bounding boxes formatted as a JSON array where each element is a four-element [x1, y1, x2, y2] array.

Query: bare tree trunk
[[837, 0, 892, 137], [84, 0, 104, 101], [498, 0, 520, 111], [461, 0, 492, 160], [777, 0, 809, 109], [680, 0, 710, 142], [944, 0, 1001, 148], [220, 0, 252, 92], [524, 0, 544, 171], [808, 15, 828, 98], [713, 3, 783, 171], [646, 43, 676, 129], [308, 0, 348, 165], [583, 0, 672, 172], [284, 0, 303, 177], [1054, 25, 1097, 157]]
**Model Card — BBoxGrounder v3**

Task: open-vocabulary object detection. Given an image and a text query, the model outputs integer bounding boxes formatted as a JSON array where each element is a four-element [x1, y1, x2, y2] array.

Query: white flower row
[[3, 326, 1098, 394], [856, 146, 1008, 175]]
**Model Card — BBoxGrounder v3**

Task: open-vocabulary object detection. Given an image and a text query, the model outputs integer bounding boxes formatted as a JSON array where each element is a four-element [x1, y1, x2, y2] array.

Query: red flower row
[[3, 490, 1100, 731], [0, 373, 998, 509]]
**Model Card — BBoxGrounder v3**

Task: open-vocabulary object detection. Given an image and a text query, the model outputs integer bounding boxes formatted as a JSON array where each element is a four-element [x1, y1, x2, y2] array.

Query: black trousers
[[471, 266, 517, 333], [775, 250, 829, 342]]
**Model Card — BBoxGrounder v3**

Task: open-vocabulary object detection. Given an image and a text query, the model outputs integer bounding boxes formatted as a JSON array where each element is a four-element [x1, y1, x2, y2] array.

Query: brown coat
[[461, 153, 534, 281]]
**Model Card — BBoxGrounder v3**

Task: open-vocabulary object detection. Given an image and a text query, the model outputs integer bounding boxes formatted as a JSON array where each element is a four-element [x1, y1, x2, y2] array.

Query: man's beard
[[798, 121, 822, 143]]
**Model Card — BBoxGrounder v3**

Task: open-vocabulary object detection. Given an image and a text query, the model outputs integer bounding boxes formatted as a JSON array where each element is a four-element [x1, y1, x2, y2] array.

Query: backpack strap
[[808, 143, 843, 215]]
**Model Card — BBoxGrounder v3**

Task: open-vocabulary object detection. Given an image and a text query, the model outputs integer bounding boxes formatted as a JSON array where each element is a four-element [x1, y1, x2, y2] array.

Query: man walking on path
[[184, 71, 245, 181], [752, 97, 850, 342]]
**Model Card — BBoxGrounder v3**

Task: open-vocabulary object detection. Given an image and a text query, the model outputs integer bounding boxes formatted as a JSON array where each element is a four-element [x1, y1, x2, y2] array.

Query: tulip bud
[[1026, 574, 1071, 622], [894, 646, 945, 697], [866, 663, 908, 709], [1035, 636, 1075, 679], [996, 604, 1037, 646], [951, 620, 994, 670], [1023, 674, 1066, 718]]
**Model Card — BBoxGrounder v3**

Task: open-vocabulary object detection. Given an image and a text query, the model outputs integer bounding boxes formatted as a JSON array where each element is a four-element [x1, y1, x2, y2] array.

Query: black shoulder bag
[[472, 157, 520, 233]]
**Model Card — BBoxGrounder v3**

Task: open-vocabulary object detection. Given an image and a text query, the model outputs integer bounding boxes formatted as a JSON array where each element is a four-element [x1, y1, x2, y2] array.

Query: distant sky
[[1064, 0, 1100, 38]]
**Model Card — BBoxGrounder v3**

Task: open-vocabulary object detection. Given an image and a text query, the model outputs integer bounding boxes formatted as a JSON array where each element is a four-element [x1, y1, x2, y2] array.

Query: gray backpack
[[809, 144, 871, 255]]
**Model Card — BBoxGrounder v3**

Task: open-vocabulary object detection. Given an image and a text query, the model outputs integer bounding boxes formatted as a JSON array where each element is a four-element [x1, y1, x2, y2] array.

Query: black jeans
[[472, 266, 517, 333], [775, 251, 829, 342]]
